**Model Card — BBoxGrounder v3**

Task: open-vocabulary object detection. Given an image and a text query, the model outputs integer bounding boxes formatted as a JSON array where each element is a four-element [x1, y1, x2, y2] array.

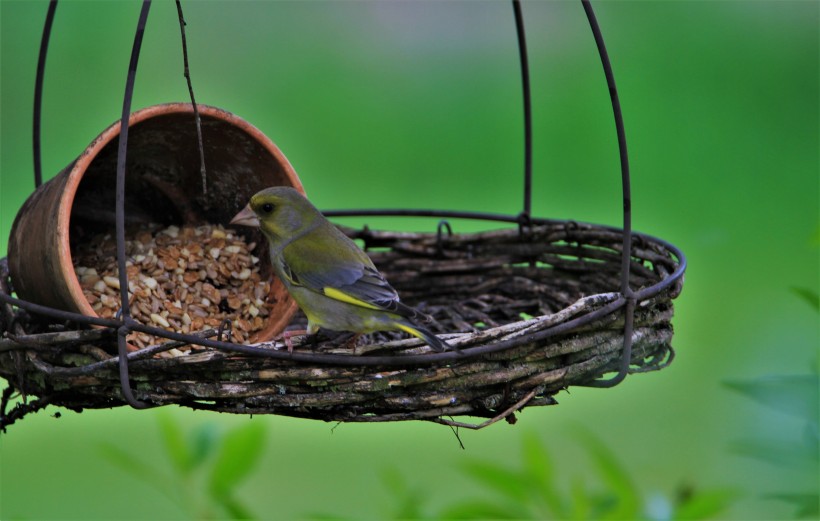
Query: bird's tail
[[395, 321, 452, 352]]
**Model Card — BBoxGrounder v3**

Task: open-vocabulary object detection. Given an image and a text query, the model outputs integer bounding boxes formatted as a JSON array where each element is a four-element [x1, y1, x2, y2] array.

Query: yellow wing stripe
[[396, 323, 424, 340], [323, 287, 381, 310]]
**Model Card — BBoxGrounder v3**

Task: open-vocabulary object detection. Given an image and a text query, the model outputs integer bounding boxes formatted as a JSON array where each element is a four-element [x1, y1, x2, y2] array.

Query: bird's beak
[[229, 205, 260, 227]]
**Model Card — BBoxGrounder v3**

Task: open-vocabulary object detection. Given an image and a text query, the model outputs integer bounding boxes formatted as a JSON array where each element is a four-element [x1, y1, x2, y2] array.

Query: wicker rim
[[1, 221, 681, 425], [0, 217, 684, 367]]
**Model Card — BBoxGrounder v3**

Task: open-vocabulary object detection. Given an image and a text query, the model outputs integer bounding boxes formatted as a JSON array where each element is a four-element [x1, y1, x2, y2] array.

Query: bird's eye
[[262, 203, 274, 213]]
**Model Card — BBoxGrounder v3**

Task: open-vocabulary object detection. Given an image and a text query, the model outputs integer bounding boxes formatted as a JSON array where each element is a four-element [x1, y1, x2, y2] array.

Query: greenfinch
[[230, 187, 449, 352]]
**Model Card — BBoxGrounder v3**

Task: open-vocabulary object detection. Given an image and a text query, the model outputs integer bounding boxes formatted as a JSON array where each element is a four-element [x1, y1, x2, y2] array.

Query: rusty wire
[[114, 0, 152, 409], [32, 0, 57, 189]]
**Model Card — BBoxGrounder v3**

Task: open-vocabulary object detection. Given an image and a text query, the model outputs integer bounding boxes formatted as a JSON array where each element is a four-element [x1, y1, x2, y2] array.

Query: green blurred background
[[1, 1, 817, 519]]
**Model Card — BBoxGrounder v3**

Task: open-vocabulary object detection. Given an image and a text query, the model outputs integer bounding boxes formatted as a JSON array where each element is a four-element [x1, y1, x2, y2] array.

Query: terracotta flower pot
[[8, 103, 302, 343]]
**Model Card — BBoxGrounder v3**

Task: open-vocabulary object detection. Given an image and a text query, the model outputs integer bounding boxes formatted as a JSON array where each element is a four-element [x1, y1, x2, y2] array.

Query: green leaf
[[191, 421, 220, 470], [791, 287, 820, 312], [380, 467, 408, 498], [729, 437, 818, 470], [804, 421, 820, 456], [460, 461, 531, 503], [208, 420, 266, 497], [99, 442, 167, 485], [765, 493, 820, 519], [568, 476, 593, 520], [437, 500, 526, 520], [98, 442, 179, 506], [723, 375, 819, 424], [574, 429, 641, 520], [213, 492, 257, 521], [304, 514, 355, 521], [672, 489, 738, 520], [157, 412, 191, 475], [589, 492, 620, 520], [520, 431, 567, 518], [379, 468, 427, 519]]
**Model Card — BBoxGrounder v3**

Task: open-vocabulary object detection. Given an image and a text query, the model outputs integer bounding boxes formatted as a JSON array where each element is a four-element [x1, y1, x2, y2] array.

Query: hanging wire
[[114, 0, 153, 409], [512, 0, 533, 219], [578, 0, 635, 388], [32, 0, 58, 189], [174, 0, 207, 195]]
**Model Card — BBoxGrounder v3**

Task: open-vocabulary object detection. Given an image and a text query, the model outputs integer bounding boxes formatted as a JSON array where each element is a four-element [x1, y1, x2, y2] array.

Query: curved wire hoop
[[5, 0, 687, 409]]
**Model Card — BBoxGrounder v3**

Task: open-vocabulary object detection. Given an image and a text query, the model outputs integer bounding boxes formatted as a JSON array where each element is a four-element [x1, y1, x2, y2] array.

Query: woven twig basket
[[0, 221, 681, 426]]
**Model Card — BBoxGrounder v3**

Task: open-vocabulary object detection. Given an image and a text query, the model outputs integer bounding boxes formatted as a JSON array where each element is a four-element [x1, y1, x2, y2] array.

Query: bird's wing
[[278, 229, 407, 314]]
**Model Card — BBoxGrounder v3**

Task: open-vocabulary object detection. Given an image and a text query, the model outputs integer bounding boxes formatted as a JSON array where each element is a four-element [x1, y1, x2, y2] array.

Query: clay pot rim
[[58, 102, 305, 320]]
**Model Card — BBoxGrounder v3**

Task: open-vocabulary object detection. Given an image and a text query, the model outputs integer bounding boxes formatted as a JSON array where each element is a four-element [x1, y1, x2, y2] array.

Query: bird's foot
[[343, 333, 361, 350], [276, 329, 308, 353]]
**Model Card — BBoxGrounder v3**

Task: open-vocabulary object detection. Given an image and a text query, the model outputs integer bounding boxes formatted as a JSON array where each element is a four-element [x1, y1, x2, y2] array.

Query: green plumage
[[230, 187, 449, 352]]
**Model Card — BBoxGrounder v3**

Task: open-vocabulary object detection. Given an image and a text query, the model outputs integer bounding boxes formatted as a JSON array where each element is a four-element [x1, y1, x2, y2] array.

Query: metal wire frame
[[4, 0, 688, 408], [32, 0, 57, 189]]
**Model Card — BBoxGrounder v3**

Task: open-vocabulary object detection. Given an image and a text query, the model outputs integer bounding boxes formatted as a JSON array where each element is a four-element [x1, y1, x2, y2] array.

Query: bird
[[230, 186, 450, 353]]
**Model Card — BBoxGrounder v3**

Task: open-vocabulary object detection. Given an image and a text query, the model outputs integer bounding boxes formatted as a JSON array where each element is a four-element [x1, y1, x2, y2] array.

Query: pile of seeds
[[73, 223, 273, 351]]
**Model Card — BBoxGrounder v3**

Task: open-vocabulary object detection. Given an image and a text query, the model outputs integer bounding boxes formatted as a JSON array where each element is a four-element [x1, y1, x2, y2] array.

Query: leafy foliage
[[790, 287, 819, 312], [310, 429, 736, 520], [438, 429, 735, 521], [724, 375, 819, 425], [100, 412, 265, 520], [722, 291, 820, 519]]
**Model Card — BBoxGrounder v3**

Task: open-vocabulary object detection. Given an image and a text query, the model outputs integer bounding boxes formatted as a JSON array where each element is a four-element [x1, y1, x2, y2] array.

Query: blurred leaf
[[574, 429, 641, 520], [380, 467, 408, 497], [723, 375, 819, 424], [590, 493, 620, 520], [214, 493, 257, 521], [99, 441, 167, 485], [568, 476, 592, 520], [208, 420, 266, 497], [380, 467, 428, 519], [804, 421, 820, 456], [190, 421, 219, 470], [790, 287, 819, 311], [460, 460, 531, 503], [729, 437, 818, 470], [98, 442, 178, 505], [432, 431, 740, 521], [438, 500, 525, 520], [157, 412, 192, 475], [306, 515, 354, 521], [764, 493, 820, 519], [521, 431, 567, 518], [672, 489, 738, 520]]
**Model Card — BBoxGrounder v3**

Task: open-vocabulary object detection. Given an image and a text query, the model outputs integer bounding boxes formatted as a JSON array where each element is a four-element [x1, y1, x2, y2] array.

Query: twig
[[0, 385, 14, 418], [429, 389, 537, 430], [0, 328, 116, 352], [447, 421, 466, 450], [27, 328, 219, 377], [1, 259, 31, 401], [0, 395, 51, 433], [175, 0, 207, 195]]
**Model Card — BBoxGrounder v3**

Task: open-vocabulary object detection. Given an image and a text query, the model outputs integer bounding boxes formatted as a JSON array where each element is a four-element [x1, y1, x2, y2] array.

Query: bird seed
[[73, 223, 272, 354]]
